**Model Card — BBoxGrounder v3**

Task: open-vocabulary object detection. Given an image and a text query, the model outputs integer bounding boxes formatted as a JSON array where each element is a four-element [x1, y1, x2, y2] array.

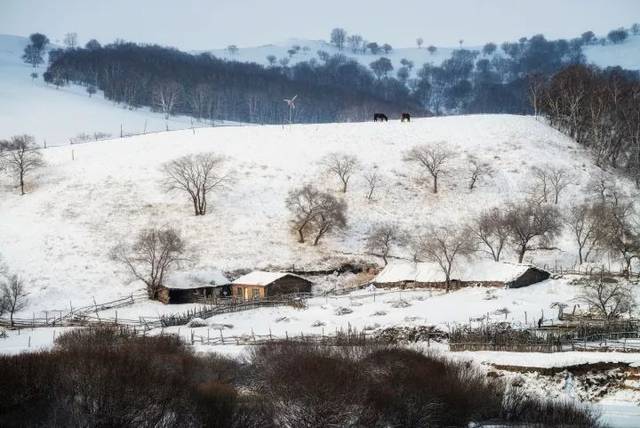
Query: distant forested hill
[[44, 42, 423, 124]]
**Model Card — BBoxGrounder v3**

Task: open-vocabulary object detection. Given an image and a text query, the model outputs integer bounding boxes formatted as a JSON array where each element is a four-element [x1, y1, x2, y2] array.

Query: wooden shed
[[231, 271, 312, 300], [159, 269, 231, 304], [372, 260, 550, 290]]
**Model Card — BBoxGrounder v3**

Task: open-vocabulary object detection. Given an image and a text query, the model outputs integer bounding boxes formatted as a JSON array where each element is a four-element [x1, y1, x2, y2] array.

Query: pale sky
[[1, 0, 639, 50]]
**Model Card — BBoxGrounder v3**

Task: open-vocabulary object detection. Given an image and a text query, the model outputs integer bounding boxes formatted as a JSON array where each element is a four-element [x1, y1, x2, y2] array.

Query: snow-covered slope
[[207, 35, 640, 72], [584, 34, 640, 70], [206, 38, 459, 74], [0, 35, 217, 145], [0, 115, 637, 313]]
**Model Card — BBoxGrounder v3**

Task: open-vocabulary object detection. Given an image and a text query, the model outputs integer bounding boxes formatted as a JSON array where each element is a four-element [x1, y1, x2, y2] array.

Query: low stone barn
[[159, 269, 231, 304], [372, 260, 550, 290], [231, 271, 312, 300]]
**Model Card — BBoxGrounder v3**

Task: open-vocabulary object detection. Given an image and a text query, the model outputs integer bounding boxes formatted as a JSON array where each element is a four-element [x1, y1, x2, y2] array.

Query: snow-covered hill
[[0, 34, 232, 146], [0, 114, 637, 314], [206, 34, 640, 72], [583, 35, 640, 70], [205, 38, 460, 73]]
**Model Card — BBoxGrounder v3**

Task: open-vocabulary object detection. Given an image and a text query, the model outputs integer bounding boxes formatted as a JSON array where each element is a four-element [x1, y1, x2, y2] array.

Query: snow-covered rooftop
[[164, 269, 230, 290], [232, 271, 306, 286], [374, 259, 535, 284]]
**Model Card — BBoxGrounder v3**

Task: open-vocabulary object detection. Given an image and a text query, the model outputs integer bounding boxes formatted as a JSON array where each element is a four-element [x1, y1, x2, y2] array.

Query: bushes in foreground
[[0, 328, 603, 427], [0, 327, 244, 428]]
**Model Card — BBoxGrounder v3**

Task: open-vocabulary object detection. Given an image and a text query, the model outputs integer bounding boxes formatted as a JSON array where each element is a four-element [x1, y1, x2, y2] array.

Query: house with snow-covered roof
[[231, 271, 312, 300], [372, 259, 549, 290], [159, 269, 231, 304]]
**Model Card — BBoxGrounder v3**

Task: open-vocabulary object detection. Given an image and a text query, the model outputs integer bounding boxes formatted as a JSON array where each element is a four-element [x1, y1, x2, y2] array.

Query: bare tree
[[285, 185, 347, 245], [63, 32, 78, 49], [286, 185, 324, 243], [366, 223, 406, 265], [152, 80, 182, 120], [330, 28, 347, 50], [1, 275, 28, 327], [347, 34, 363, 53], [321, 152, 360, 193], [467, 156, 493, 191], [564, 203, 607, 264], [111, 227, 186, 300], [548, 167, 573, 204], [577, 279, 634, 320], [530, 167, 551, 203], [415, 225, 475, 292], [404, 143, 454, 193], [586, 173, 625, 206], [0, 135, 45, 195], [505, 201, 562, 263], [599, 199, 640, 276], [363, 168, 383, 201], [186, 83, 211, 121], [161, 153, 228, 216], [472, 208, 510, 261], [309, 196, 347, 246]]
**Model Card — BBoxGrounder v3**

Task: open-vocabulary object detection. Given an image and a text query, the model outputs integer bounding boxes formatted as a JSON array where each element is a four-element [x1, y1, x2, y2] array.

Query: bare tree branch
[[404, 143, 455, 193], [161, 153, 229, 216], [111, 226, 187, 300], [321, 152, 360, 193]]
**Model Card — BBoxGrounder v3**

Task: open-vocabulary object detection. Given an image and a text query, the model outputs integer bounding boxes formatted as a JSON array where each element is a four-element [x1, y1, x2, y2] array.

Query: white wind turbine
[[284, 94, 297, 124]]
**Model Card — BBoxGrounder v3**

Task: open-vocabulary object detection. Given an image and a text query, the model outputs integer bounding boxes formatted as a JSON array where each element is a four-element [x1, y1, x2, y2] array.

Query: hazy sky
[[1, 0, 639, 50]]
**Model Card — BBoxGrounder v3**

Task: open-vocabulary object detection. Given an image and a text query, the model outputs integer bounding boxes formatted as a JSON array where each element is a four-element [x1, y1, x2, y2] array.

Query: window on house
[[252, 288, 260, 299]]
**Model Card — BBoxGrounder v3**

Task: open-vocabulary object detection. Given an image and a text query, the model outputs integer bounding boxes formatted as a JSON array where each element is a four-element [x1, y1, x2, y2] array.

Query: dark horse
[[373, 113, 388, 122], [401, 113, 411, 122]]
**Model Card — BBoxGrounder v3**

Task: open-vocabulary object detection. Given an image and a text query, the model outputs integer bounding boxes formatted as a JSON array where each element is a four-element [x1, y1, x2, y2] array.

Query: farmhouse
[[373, 260, 550, 289], [231, 271, 312, 300], [159, 269, 231, 304]]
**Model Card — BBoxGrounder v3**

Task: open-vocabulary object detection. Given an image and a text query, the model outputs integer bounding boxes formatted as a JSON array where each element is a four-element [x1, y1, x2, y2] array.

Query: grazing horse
[[401, 113, 411, 122], [373, 113, 388, 122]]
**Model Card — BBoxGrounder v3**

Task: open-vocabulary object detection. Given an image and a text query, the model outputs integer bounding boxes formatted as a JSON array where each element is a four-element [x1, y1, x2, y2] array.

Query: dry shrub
[[0, 327, 241, 428]]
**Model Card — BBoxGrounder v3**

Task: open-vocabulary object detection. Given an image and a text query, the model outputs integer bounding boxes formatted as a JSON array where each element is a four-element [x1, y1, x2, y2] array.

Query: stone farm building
[[373, 260, 550, 290], [231, 271, 312, 300], [159, 269, 231, 304]]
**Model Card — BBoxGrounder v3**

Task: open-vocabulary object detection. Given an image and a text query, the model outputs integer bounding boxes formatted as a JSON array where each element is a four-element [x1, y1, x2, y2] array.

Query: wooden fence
[[187, 327, 376, 347], [449, 320, 640, 353], [159, 294, 309, 327], [0, 292, 311, 331], [0, 292, 147, 329]]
